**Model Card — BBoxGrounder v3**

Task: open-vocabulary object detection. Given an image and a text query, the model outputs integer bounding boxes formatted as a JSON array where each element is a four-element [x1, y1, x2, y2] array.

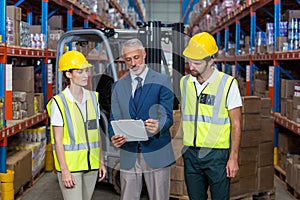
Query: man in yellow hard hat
[[46, 50, 106, 200], [180, 32, 242, 200]]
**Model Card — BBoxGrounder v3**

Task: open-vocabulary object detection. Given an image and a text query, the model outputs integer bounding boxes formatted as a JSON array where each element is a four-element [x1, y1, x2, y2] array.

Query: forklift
[[54, 22, 185, 194]]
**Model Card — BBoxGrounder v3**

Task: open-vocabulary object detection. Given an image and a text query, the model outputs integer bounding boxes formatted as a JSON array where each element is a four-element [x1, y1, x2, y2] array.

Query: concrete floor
[[18, 172, 293, 200]]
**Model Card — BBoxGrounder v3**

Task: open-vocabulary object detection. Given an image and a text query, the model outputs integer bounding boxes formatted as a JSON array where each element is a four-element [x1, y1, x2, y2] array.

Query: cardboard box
[[281, 98, 288, 116], [256, 45, 267, 54], [175, 156, 184, 166], [6, 150, 32, 194], [239, 162, 257, 177], [48, 15, 63, 30], [278, 132, 300, 154], [34, 93, 44, 113], [170, 180, 186, 196], [293, 109, 300, 123], [242, 114, 261, 131], [172, 139, 184, 160], [171, 166, 184, 181], [258, 142, 274, 167], [295, 164, 300, 195], [253, 79, 267, 93], [27, 103, 34, 117], [13, 66, 34, 80], [281, 79, 300, 98], [240, 131, 260, 147], [25, 92, 34, 105], [261, 98, 272, 117], [6, 6, 22, 20], [267, 44, 274, 53], [242, 96, 261, 114], [276, 36, 288, 51], [239, 146, 258, 164], [260, 117, 274, 143], [282, 10, 300, 21], [287, 99, 294, 120], [230, 181, 241, 197], [239, 175, 258, 193], [293, 96, 300, 110], [13, 79, 34, 92], [29, 25, 50, 34], [257, 165, 274, 190]]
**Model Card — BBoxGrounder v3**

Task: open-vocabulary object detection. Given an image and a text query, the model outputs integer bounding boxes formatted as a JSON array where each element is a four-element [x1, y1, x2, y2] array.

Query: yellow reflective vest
[[180, 71, 235, 148], [46, 90, 101, 172]]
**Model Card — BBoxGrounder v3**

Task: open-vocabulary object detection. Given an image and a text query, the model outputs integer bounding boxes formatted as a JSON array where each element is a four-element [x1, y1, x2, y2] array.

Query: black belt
[[137, 143, 142, 153]]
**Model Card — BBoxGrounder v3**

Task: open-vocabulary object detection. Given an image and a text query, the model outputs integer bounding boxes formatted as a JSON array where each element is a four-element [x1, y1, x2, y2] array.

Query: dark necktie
[[134, 77, 143, 107]]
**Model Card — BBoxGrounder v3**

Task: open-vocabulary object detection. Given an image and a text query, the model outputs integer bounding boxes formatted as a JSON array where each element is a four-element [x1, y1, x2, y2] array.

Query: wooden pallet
[[286, 183, 300, 200], [274, 165, 286, 182], [170, 194, 189, 200], [231, 190, 275, 200]]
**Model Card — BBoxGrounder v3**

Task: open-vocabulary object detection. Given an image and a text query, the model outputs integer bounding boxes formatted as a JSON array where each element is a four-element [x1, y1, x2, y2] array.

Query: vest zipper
[[193, 95, 199, 147], [76, 103, 91, 170]]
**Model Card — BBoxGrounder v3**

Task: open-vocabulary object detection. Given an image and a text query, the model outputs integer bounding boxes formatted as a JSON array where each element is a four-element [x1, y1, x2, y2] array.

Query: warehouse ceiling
[[145, 0, 181, 24]]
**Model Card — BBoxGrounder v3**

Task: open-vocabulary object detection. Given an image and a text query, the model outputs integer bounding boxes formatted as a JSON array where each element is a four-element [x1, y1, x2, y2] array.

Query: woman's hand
[[98, 162, 107, 182], [61, 170, 76, 188]]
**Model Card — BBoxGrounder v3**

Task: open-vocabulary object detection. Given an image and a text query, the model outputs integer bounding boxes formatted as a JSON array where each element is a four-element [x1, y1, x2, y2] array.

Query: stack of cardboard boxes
[[170, 109, 188, 197], [6, 150, 32, 194], [253, 71, 269, 98], [281, 79, 300, 118], [12, 66, 35, 119], [233, 96, 274, 197], [6, 6, 22, 46], [286, 155, 300, 196]]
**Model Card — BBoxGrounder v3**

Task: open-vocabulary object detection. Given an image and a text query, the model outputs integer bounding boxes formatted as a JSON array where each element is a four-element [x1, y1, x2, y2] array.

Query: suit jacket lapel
[[121, 74, 137, 114]]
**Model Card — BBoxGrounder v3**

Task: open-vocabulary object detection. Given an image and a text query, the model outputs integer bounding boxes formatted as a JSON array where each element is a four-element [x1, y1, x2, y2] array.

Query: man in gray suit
[[109, 38, 175, 200]]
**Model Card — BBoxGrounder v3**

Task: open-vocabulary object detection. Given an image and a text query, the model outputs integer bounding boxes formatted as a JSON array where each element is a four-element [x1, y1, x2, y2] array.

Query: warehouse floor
[[17, 171, 293, 200]]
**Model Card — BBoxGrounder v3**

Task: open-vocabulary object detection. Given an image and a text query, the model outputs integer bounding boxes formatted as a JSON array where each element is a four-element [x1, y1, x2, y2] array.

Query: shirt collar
[[130, 66, 149, 81], [64, 87, 90, 103], [190, 66, 219, 84]]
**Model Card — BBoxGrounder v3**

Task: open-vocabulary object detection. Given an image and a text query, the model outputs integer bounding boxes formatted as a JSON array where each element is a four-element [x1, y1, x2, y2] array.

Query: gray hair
[[121, 38, 145, 56]]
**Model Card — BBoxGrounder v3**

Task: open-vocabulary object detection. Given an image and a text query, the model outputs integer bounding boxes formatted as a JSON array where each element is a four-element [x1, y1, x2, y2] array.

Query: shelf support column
[[217, 32, 221, 50], [84, 18, 89, 29], [235, 18, 240, 55], [272, 0, 281, 166], [67, 9, 73, 50], [0, 0, 7, 173], [42, 0, 50, 105], [225, 27, 229, 53], [250, 7, 256, 54], [27, 4, 33, 25]]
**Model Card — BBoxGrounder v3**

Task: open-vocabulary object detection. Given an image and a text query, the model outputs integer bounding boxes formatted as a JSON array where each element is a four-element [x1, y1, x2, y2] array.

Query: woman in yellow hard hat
[[46, 50, 106, 200], [180, 32, 242, 200]]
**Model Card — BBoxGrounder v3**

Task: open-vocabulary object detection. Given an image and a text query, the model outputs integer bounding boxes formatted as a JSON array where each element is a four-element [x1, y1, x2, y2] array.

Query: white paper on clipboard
[[111, 119, 148, 141]]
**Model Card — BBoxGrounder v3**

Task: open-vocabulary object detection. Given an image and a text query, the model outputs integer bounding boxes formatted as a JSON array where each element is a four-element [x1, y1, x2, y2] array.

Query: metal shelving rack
[[0, 0, 142, 173], [185, 0, 300, 166]]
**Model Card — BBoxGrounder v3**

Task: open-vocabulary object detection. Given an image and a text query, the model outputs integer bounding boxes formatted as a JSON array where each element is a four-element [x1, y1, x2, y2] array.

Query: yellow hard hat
[[183, 32, 218, 60], [58, 50, 92, 72]]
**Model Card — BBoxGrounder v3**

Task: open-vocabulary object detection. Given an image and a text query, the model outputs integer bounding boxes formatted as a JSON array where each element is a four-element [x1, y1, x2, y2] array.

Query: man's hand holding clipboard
[[111, 119, 159, 148]]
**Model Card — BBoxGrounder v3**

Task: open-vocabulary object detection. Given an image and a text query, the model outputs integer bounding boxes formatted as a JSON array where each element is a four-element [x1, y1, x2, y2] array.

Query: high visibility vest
[[180, 71, 235, 148], [46, 90, 101, 172]]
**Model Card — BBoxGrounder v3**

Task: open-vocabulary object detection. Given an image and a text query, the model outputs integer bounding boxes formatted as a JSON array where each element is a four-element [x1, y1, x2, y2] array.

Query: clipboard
[[111, 119, 149, 141]]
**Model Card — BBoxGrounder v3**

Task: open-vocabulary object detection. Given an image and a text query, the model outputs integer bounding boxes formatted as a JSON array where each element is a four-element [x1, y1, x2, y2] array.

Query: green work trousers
[[182, 147, 230, 200]]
